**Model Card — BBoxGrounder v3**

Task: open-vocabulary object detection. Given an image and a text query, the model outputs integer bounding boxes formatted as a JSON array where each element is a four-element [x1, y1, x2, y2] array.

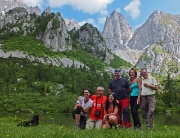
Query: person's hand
[[77, 103, 82, 108], [103, 115, 107, 121], [144, 83, 149, 87], [78, 96, 82, 100], [137, 97, 140, 105]]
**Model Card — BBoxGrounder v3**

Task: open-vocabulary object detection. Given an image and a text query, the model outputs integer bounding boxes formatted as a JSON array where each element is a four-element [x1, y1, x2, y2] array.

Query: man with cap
[[108, 69, 131, 128]]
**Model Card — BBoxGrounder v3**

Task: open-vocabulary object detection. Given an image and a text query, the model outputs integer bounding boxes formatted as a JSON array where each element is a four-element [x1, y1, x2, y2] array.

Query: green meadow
[[0, 117, 179, 138]]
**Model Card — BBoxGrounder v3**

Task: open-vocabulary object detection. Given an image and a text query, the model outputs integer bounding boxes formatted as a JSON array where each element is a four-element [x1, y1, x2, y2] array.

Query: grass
[[0, 117, 179, 138]]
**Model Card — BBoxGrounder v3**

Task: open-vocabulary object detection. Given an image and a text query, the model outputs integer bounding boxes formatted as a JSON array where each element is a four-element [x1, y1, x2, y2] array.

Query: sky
[[23, 0, 180, 31]]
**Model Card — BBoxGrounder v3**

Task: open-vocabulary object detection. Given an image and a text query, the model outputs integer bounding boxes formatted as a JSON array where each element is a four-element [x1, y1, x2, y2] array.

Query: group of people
[[73, 68, 158, 130]]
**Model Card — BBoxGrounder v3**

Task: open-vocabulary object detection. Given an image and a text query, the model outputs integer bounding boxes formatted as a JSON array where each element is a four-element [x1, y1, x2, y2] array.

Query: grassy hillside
[[0, 35, 179, 113], [0, 35, 131, 113]]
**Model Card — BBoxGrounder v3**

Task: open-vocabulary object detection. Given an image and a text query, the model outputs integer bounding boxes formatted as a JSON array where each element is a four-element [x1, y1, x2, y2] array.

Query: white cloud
[[98, 16, 106, 25], [78, 18, 95, 26], [98, 9, 108, 25], [124, 0, 141, 19], [23, 0, 43, 7], [47, 0, 114, 14], [100, 9, 108, 16], [115, 8, 121, 13]]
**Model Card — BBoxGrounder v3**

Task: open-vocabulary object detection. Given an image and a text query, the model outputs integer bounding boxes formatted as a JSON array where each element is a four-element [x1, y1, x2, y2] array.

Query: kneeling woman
[[73, 89, 93, 129], [103, 93, 118, 128]]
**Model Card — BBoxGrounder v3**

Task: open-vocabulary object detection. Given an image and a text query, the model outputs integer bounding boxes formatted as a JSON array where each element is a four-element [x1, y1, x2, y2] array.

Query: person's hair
[[141, 68, 147, 71], [83, 89, 91, 94], [129, 68, 137, 78], [114, 69, 120, 73], [97, 86, 104, 92], [105, 93, 117, 111]]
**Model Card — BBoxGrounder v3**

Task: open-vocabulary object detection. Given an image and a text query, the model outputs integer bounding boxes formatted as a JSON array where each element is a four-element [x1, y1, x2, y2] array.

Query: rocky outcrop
[[77, 23, 113, 63], [0, 0, 41, 16], [0, 6, 72, 52], [65, 18, 80, 31], [0, 7, 34, 34], [102, 10, 180, 75], [128, 10, 180, 59], [39, 11, 72, 52], [0, 48, 89, 69], [102, 10, 133, 51], [136, 44, 180, 76]]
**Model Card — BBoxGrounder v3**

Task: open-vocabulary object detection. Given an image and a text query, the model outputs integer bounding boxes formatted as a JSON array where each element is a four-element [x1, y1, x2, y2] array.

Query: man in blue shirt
[[109, 69, 131, 128]]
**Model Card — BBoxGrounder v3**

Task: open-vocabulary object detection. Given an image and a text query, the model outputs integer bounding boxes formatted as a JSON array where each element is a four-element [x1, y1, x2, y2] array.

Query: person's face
[[96, 87, 103, 97], [108, 94, 114, 103], [114, 72, 121, 79], [141, 69, 148, 78], [84, 90, 90, 98], [129, 70, 135, 78]]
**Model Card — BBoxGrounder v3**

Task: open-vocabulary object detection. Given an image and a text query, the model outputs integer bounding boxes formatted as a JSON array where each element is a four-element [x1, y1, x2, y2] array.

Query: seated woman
[[103, 93, 119, 128], [73, 89, 93, 129]]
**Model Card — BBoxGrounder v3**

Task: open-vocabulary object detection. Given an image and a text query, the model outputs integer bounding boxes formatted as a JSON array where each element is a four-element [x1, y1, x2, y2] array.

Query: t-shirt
[[141, 77, 157, 96], [89, 95, 107, 120], [109, 78, 129, 100], [78, 96, 93, 116]]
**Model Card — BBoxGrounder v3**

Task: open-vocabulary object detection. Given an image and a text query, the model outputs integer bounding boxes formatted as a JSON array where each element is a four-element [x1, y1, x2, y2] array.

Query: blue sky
[[24, 0, 180, 31]]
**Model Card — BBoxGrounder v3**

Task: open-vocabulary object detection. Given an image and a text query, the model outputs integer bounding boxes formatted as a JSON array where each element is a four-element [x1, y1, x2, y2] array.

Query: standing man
[[109, 69, 131, 128], [141, 68, 158, 130], [86, 86, 107, 129]]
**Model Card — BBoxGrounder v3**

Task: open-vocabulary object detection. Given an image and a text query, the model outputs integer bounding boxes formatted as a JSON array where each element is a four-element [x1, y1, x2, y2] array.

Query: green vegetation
[[109, 54, 133, 69], [0, 36, 55, 57], [0, 118, 179, 138], [141, 54, 152, 61], [0, 35, 180, 113], [0, 57, 111, 113]]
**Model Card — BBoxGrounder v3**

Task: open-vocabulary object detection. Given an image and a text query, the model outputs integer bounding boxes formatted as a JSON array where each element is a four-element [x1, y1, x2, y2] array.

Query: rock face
[[0, 6, 72, 52], [0, 7, 33, 31], [64, 18, 80, 31], [39, 11, 72, 52], [136, 44, 180, 76], [128, 10, 180, 59], [0, 0, 41, 16], [102, 10, 180, 75], [102, 10, 133, 51], [77, 23, 113, 64], [0, 0, 179, 76]]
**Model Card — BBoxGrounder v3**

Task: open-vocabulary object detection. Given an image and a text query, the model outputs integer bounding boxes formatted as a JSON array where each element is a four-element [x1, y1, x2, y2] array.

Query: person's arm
[[137, 78, 142, 105], [146, 84, 158, 90], [81, 106, 91, 114], [74, 96, 82, 110], [126, 79, 131, 94], [105, 105, 118, 117], [144, 78, 158, 90], [79, 100, 93, 113], [108, 82, 113, 93], [74, 102, 80, 110], [103, 106, 107, 120]]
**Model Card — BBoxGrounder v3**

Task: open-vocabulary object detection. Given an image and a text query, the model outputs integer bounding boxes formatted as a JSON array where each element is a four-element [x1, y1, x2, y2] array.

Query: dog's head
[[32, 115, 40, 123]]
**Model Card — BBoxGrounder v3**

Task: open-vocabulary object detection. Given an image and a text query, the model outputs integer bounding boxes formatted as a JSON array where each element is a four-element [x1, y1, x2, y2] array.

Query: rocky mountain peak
[[43, 7, 51, 14], [77, 23, 113, 64], [102, 10, 133, 51], [128, 11, 180, 60], [0, 0, 41, 16], [64, 18, 80, 31]]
